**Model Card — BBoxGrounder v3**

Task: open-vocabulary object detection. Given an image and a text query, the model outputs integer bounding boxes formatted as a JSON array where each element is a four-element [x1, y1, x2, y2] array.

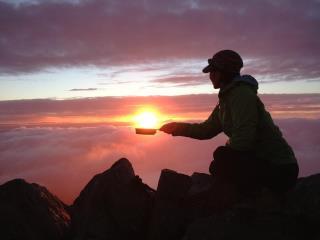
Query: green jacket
[[174, 75, 297, 165]]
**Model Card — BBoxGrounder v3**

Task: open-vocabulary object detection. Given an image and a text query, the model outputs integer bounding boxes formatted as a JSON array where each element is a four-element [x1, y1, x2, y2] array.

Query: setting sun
[[134, 110, 159, 129]]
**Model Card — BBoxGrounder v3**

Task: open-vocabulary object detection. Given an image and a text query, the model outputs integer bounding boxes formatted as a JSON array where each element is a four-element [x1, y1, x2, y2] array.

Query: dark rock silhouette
[[183, 208, 303, 240], [0, 179, 70, 240], [285, 174, 320, 239], [70, 158, 155, 240], [1, 158, 320, 240], [183, 173, 320, 240], [148, 169, 192, 240]]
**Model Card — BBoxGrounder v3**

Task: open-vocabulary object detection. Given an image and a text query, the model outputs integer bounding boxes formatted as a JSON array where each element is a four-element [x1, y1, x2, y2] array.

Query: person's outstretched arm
[[159, 104, 222, 140]]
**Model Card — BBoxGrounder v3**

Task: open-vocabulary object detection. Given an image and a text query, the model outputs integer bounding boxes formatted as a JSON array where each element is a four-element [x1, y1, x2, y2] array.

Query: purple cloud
[[152, 74, 205, 86], [0, 0, 319, 82], [69, 88, 98, 91]]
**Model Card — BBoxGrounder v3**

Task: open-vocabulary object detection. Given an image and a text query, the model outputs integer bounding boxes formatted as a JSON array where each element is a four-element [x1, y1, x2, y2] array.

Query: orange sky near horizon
[[1, 94, 320, 129]]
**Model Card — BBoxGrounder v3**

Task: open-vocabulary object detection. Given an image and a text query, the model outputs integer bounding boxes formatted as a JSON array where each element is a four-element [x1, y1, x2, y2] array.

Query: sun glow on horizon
[[133, 108, 161, 129]]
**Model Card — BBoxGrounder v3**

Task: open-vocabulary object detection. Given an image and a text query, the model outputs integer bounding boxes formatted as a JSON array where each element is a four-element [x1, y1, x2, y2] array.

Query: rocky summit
[[0, 178, 70, 240], [70, 158, 155, 240], [1, 158, 320, 240]]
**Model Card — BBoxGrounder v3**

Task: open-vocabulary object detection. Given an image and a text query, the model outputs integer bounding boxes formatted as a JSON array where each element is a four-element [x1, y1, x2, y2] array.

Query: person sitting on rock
[[160, 49, 299, 209]]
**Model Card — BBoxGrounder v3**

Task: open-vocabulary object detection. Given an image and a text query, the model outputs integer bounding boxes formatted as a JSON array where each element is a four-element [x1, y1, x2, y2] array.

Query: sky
[[0, 0, 320, 204]]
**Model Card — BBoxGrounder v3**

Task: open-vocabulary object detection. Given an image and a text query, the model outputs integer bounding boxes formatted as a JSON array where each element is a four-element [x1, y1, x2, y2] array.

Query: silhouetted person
[[160, 50, 299, 210]]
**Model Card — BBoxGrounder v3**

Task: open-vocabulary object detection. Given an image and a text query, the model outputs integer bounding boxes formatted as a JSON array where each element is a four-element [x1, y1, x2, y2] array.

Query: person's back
[[219, 75, 297, 166]]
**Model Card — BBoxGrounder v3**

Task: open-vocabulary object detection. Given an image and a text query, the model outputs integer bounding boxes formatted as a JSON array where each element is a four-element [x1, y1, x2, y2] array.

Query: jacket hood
[[233, 74, 259, 89], [219, 74, 258, 98]]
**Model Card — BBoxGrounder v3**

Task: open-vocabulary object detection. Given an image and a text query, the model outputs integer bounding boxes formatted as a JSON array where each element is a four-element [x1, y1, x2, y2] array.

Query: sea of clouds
[[0, 118, 319, 204]]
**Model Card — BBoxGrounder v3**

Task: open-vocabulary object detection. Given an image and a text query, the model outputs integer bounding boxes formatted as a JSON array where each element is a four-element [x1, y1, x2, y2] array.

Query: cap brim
[[202, 65, 213, 73]]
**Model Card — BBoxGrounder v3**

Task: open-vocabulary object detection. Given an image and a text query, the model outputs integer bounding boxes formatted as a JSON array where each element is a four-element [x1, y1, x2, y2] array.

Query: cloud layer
[[0, 94, 320, 204], [0, 125, 228, 203], [0, 118, 319, 204], [0, 0, 319, 81]]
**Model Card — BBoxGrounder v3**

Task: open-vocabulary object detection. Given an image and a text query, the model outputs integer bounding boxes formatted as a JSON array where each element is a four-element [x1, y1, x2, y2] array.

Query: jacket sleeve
[[228, 87, 258, 151], [172, 104, 222, 140]]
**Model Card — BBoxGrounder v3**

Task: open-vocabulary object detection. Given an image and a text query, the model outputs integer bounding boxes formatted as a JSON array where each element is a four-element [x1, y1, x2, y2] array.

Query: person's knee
[[209, 160, 215, 175], [213, 146, 228, 160], [210, 146, 232, 176]]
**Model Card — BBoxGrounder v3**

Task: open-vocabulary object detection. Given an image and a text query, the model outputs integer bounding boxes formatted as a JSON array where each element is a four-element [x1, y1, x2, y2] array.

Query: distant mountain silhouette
[[1, 158, 320, 240]]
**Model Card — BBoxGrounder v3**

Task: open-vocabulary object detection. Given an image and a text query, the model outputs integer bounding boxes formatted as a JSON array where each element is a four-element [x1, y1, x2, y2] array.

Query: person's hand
[[159, 122, 179, 135]]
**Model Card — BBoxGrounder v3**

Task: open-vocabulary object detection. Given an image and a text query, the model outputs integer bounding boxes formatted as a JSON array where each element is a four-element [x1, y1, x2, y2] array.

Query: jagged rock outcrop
[[1, 159, 320, 240], [188, 172, 213, 195], [183, 207, 304, 240], [183, 173, 320, 240], [286, 174, 320, 221], [149, 169, 320, 240], [285, 174, 320, 239], [0, 179, 70, 240], [148, 169, 192, 240], [70, 158, 155, 240]]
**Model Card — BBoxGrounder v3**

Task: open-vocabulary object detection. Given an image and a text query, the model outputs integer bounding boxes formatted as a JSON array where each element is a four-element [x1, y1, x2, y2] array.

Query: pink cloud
[[0, 118, 319, 205], [0, 94, 319, 127], [276, 119, 320, 177], [0, 0, 319, 82], [152, 74, 205, 86], [0, 125, 227, 204], [0, 93, 319, 205]]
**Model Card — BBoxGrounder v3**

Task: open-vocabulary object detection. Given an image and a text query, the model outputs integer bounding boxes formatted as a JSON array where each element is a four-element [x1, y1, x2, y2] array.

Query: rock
[[182, 174, 320, 240], [185, 172, 214, 221], [148, 169, 192, 240], [286, 174, 320, 219], [70, 158, 155, 240], [183, 208, 303, 240], [2, 159, 320, 240], [188, 172, 213, 195], [0, 179, 70, 240], [285, 173, 320, 238]]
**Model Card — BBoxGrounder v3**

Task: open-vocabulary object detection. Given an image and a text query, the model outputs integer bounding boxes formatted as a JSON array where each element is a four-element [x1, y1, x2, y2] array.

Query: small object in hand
[[135, 128, 157, 135]]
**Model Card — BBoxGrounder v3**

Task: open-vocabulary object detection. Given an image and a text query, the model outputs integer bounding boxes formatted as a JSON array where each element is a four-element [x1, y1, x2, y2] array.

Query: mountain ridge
[[1, 158, 320, 240]]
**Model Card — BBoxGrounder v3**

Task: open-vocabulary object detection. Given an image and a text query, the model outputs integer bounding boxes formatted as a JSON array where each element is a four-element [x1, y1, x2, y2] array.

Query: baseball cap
[[202, 49, 243, 74]]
